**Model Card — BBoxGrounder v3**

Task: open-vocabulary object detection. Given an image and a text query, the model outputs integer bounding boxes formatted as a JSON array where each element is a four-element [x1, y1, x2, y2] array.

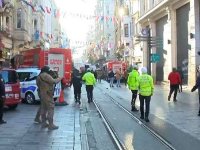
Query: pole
[[147, 28, 151, 75]]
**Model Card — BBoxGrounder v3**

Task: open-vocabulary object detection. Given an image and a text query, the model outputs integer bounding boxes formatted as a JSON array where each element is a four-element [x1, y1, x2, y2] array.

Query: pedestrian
[[115, 68, 121, 87], [36, 66, 62, 130], [138, 67, 154, 122], [127, 65, 139, 111], [108, 69, 115, 87], [123, 68, 128, 87], [34, 69, 59, 124], [70, 69, 82, 104], [82, 68, 96, 103], [191, 71, 200, 116], [97, 69, 103, 83], [0, 73, 6, 125], [168, 68, 181, 101], [177, 66, 184, 92]]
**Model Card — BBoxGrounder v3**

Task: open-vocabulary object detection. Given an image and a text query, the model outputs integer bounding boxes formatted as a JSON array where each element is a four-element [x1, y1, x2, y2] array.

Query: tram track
[[93, 87, 176, 150]]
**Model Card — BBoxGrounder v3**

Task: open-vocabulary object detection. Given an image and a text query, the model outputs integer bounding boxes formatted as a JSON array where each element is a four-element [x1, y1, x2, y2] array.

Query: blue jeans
[[110, 77, 114, 87], [116, 79, 121, 87]]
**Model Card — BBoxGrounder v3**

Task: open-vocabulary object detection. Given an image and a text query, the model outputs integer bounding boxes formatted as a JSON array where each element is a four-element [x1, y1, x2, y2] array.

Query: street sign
[[151, 53, 160, 63]]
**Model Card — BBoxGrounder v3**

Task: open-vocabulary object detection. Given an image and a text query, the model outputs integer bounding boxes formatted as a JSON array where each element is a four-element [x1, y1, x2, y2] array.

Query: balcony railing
[[0, 25, 13, 37], [140, 0, 164, 17]]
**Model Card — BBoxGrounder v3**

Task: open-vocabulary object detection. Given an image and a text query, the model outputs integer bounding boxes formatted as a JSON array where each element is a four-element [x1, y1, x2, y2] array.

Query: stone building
[[0, 0, 62, 63], [136, 0, 200, 86]]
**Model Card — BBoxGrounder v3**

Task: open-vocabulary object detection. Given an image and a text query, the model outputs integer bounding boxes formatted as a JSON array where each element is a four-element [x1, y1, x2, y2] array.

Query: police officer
[[138, 67, 154, 122], [82, 68, 96, 103], [0, 74, 6, 124], [36, 66, 62, 130], [127, 65, 139, 111]]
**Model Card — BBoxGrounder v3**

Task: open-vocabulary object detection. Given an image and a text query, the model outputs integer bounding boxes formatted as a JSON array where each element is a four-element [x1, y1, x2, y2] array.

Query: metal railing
[[0, 25, 13, 37]]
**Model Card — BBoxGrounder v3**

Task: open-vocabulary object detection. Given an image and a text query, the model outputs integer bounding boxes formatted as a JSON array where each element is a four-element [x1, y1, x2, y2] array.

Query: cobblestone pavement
[[0, 88, 81, 150]]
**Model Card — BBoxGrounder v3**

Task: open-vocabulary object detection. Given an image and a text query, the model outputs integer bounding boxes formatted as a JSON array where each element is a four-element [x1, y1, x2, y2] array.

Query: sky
[[54, 0, 97, 46]]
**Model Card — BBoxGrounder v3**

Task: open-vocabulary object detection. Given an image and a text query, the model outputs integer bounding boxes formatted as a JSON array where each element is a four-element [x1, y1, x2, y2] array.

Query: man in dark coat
[[0, 73, 6, 124], [70, 69, 82, 104], [191, 72, 200, 116]]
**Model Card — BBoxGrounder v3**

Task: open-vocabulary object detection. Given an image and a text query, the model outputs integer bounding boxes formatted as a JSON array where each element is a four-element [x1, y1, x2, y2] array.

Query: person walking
[[191, 71, 200, 116], [138, 67, 154, 122], [70, 69, 82, 104], [168, 68, 181, 101], [0, 73, 6, 124], [34, 69, 60, 124], [127, 65, 139, 111], [97, 69, 103, 83], [108, 69, 115, 87], [123, 68, 128, 87], [82, 68, 96, 103], [36, 66, 62, 130], [177, 66, 184, 92], [115, 68, 121, 87]]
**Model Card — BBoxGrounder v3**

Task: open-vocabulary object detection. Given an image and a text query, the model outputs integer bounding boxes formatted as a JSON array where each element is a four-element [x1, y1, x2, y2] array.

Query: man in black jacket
[[70, 69, 82, 104], [0, 73, 6, 124], [191, 71, 200, 116]]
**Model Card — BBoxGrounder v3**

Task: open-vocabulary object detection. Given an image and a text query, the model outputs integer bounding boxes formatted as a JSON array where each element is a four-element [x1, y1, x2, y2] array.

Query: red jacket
[[168, 72, 181, 85]]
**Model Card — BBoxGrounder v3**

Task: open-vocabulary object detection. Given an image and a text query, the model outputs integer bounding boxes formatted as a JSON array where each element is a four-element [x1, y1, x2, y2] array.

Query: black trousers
[[198, 89, 200, 113], [86, 85, 94, 102], [131, 90, 138, 107], [74, 86, 81, 101], [0, 99, 4, 121], [169, 84, 179, 100], [139, 95, 151, 118]]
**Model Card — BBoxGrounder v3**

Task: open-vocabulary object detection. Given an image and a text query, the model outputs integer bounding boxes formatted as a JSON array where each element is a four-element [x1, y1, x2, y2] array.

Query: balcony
[[0, 25, 13, 37], [3, 0, 14, 6], [140, 0, 165, 17]]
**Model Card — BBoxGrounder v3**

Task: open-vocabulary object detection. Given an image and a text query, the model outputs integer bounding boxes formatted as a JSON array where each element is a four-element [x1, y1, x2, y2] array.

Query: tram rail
[[93, 87, 176, 150]]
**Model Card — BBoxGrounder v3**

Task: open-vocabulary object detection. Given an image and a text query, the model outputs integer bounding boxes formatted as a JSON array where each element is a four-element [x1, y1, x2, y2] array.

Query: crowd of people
[[0, 64, 199, 128]]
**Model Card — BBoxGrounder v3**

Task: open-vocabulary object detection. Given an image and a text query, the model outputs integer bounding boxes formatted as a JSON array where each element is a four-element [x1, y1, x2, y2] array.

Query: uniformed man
[[127, 65, 139, 111], [138, 67, 154, 122], [34, 69, 59, 124], [82, 68, 96, 103], [0, 73, 6, 124], [36, 66, 62, 130]]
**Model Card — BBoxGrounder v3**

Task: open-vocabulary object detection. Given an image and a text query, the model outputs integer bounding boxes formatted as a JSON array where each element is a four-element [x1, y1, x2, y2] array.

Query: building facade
[[94, 0, 116, 61], [0, 0, 62, 63], [137, 0, 200, 86]]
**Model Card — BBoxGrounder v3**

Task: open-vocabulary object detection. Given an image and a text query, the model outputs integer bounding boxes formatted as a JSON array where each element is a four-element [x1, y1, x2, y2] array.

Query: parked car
[[0, 68, 21, 109], [16, 67, 61, 104]]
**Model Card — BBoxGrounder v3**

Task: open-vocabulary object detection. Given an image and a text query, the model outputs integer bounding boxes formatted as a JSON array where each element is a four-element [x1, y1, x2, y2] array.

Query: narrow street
[[0, 81, 200, 150]]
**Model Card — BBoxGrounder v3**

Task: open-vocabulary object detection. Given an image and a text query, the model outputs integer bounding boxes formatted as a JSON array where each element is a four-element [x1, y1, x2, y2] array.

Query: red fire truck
[[20, 48, 72, 86], [104, 60, 127, 73]]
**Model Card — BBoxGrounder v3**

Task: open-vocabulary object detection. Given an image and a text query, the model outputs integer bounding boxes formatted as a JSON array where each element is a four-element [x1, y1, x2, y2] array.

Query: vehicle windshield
[[17, 72, 38, 82], [0, 70, 18, 84]]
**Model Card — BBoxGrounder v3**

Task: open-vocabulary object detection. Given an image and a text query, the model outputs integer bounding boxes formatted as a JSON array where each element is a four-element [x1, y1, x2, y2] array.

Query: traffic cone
[[55, 89, 68, 106]]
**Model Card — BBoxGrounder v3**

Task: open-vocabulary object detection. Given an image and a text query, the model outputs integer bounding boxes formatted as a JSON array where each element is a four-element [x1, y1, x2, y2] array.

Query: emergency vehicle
[[16, 67, 61, 104], [0, 68, 21, 109], [104, 60, 127, 73], [20, 48, 72, 86]]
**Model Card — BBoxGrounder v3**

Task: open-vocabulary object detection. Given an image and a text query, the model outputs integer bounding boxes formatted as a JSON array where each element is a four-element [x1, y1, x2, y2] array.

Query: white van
[[16, 68, 61, 104]]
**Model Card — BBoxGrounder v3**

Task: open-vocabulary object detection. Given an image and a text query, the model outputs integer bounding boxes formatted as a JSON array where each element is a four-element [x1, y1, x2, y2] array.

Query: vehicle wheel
[[8, 104, 18, 109], [25, 92, 35, 104]]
